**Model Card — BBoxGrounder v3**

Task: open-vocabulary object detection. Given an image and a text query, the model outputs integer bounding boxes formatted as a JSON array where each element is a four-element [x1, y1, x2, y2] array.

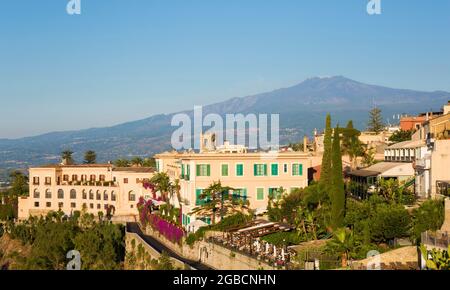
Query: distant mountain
[[1, 76, 449, 171]]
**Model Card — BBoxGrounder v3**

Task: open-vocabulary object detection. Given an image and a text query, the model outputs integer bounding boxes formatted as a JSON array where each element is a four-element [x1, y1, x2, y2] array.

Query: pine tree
[[330, 125, 345, 229], [320, 114, 333, 188], [367, 107, 384, 133], [84, 150, 97, 164]]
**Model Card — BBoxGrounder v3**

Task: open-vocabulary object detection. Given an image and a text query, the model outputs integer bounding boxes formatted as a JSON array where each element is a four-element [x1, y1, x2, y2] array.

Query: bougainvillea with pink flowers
[[147, 214, 185, 244], [137, 196, 185, 244]]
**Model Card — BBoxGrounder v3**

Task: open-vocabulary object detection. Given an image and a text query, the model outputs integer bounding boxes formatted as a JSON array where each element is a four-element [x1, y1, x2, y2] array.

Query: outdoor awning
[[348, 170, 380, 177]]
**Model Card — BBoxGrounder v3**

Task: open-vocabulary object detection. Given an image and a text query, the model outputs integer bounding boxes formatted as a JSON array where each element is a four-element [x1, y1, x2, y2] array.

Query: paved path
[[126, 222, 213, 270]]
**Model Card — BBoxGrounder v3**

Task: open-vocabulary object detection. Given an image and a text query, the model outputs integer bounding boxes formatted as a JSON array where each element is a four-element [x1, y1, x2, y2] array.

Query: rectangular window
[[254, 164, 268, 176], [124, 178, 128, 184], [34, 202, 39, 208], [45, 177, 52, 185], [72, 175, 78, 181], [99, 175, 105, 182], [33, 177, 40, 185], [97, 204, 101, 209], [90, 203, 94, 209], [257, 188, 264, 200], [63, 175, 69, 181], [196, 164, 210, 177], [271, 164, 279, 176], [58, 202, 64, 208], [269, 188, 281, 199], [195, 189, 205, 206], [221, 164, 229, 177], [283, 164, 288, 173], [71, 203, 76, 208], [292, 163, 303, 176], [236, 164, 244, 176], [46, 202, 51, 208], [233, 188, 247, 201]]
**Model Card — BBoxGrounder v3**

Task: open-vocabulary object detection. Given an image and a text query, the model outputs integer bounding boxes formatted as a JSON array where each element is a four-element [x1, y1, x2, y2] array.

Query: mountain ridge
[[1, 76, 449, 171]]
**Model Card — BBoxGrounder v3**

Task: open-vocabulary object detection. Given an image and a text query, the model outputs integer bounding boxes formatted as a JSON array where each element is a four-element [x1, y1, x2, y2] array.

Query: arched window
[[70, 189, 77, 199], [103, 191, 108, 201], [96, 190, 101, 200], [89, 190, 94, 200], [111, 191, 116, 202], [33, 189, 40, 198], [128, 191, 136, 202], [45, 189, 52, 199], [57, 189, 64, 199], [82, 190, 87, 199]]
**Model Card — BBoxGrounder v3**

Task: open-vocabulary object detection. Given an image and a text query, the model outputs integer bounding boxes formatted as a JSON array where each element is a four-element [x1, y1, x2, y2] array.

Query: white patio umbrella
[[273, 245, 277, 258]]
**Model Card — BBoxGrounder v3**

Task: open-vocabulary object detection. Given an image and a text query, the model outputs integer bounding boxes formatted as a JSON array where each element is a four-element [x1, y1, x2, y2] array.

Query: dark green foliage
[[412, 199, 445, 240], [320, 114, 333, 188], [6, 211, 125, 270], [83, 150, 97, 164], [369, 203, 411, 243], [367, 107, 385, 133], [261, 231, 305, 246], [212, 212, 252, 231], [330, 126, 345, 229], [389, 130, 414, 143]]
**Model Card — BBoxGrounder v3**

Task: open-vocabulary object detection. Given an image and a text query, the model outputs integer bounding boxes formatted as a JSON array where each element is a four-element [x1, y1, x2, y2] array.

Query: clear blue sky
[[1, 0, 449, 138]]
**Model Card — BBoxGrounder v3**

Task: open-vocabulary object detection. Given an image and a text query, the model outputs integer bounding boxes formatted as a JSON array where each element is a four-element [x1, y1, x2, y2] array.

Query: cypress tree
[[331, 125, 345, 229], [320, 114, 332, 188]]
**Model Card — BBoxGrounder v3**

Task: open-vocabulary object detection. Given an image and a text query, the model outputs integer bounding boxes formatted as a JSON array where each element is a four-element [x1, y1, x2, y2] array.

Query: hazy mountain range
[[1, 76, 449, 172]]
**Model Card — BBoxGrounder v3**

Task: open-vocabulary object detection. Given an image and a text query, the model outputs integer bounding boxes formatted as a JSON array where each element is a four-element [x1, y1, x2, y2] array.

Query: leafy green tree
[[8, 171, 28, 198], [341, 121, 366, 169], [370, 203, 411, 243], [330, 125, 345, 229], [412, 199, 444, 240], [61, 150, 74, 165], [361, 148, 376, 167], [143, 157, 156, 168], [320, 114, 333, 189], [367, 107, 385, 133], [389, 130, 414, 144], [83, 150, 97, 164]]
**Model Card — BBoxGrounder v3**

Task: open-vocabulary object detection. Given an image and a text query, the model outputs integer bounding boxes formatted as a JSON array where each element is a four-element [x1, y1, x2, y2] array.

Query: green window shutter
[[257, 188, 264, 200], [187, 216, 190, 224], [237, 164, 243, 176], [271, 164, 278, 176], [181, 164, 185, 178], [186, 165, 190, 180], [207, 165, 211, 176], [196, 165, 201, 176], [222, 164, 228, 176], [299, 164, 303, 176], [264, 164, 268, 176], [254, 164, 258, 176]]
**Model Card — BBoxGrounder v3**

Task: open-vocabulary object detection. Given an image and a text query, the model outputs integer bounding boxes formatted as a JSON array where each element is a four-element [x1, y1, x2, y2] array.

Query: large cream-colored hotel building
[[19, 136, 312, 226]]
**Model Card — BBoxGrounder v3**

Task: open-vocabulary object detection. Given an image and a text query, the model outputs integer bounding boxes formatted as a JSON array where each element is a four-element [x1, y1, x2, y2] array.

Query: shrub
[[370, 203, 411, 243], [412, 199, 445, 240], [261, 231, 305, 246]]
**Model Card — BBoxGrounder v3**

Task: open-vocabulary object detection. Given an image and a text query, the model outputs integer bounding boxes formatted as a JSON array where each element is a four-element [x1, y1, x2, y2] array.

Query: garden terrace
[[207, 220, 296, 267]]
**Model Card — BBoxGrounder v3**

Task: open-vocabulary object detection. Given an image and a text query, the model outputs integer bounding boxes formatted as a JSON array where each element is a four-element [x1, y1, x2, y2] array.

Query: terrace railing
[[422, 231, 450, 249]]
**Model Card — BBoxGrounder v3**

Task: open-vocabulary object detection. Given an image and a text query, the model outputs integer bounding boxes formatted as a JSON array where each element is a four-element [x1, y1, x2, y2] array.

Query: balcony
[[414, 156, 431, 170], [422, 231, 450, 250], [57, 181, 119, 187]]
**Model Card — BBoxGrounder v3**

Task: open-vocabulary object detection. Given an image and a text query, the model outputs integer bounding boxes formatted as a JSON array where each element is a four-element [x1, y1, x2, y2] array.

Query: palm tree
[[131, 157, 144, 167], [114, 159, 130, 167], [326, 228, 356, 268], [61, 150, 74, 165], [150, 172, 171, 202], [190, 181, 248, 225]]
